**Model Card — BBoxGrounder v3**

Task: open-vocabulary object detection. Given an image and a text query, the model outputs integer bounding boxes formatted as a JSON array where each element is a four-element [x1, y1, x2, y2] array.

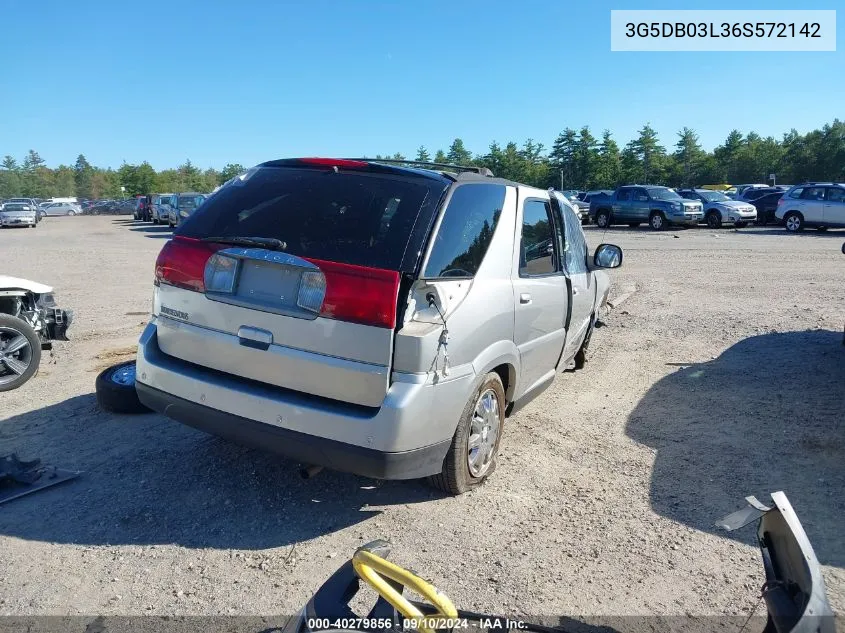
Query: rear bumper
[[135, 321, 471, 479], [136, 382, 450, 479]]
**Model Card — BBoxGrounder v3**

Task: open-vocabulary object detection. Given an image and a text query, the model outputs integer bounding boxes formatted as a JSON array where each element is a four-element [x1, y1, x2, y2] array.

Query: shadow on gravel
[[626, 329, 845, 568], [129, 225, 172, 234], [742, 228, 845, 238], [0, 394, 441, 549]]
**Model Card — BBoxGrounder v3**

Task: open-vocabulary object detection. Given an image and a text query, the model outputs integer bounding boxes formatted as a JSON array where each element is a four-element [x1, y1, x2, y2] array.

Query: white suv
[[130, 159, 622, 494], [776, 183, 845, 231]]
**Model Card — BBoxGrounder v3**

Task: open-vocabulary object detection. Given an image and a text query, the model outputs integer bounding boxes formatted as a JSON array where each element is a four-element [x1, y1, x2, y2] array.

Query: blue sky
[[0, 0, 841, 170]]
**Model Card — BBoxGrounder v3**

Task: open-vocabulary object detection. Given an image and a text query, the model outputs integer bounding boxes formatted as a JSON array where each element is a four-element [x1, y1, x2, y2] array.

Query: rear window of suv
[[177, 166, 446, 271]]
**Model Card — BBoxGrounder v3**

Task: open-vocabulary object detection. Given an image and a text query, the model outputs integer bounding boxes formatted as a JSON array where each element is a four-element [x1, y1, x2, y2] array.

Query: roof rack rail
[[346, 158, 495, 178]]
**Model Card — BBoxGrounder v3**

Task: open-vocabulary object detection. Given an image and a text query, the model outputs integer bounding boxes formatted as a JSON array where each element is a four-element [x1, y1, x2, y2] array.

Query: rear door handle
[[519, 293, 532, 304]]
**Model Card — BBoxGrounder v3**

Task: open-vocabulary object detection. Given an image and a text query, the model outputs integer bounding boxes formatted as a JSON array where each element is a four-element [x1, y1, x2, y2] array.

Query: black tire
[[428, 372, 506, 495], [735, 221, 748, 228], [627, 223, 640, 228], [649, 212, 666, 231], [784, 212, 804, 232], [152, 217, 159, 225], [573, 316, 594, 370], [67, 210, 76, 216], [0, 314, 42, 392], [595, 210, 611, 228], [95, 360, 150, 414], [706, 211, 722, 229]]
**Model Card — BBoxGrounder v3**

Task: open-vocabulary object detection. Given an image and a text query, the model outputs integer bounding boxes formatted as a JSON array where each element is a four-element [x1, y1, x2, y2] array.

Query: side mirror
[[594, 243, 622, 268]]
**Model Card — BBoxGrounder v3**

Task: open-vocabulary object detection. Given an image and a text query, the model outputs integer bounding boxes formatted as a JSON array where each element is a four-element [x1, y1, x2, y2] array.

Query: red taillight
[[154, 236, 224, 292], [777, 198, 785, 205], [304, 258, 400, 329], [298, 158, 368, 169]]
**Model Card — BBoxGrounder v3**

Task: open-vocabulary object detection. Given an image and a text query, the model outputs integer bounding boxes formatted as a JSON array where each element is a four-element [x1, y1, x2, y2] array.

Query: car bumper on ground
[[135, 321, 468, 479]]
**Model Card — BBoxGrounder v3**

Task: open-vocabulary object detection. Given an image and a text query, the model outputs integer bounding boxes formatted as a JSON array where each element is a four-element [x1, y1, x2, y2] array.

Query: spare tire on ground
[[95, 360, 150, 414]]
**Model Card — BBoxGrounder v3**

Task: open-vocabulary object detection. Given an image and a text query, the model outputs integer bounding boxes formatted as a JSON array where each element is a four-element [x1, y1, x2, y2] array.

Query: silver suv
[[776, 183, 845, 231], [135, 159, 622, 494]]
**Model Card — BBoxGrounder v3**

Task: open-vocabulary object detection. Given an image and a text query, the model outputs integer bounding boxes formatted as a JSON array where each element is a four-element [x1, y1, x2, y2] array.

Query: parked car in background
[[132, 195, 154, 221], [727, 184, 768, 199], [776, 183, 845, 232], [738, 186, 782, 202], [750, 191, 784, 225], [0, 202, 38, 228], [40, 201, 82, 216], [677, 188, 756, 228], [150, 194, 175, 224], [591, 185, 703, 230], [125, 158, 623, 495], [168, 192, 207, 227]]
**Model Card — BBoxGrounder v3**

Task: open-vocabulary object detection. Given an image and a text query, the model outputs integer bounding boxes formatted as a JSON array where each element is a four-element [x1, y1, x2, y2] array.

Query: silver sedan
[[41, 202, 82, 216]]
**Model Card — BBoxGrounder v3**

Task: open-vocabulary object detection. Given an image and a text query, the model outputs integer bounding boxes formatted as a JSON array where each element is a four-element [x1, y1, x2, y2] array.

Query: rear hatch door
[[154, 161, 447, 408]]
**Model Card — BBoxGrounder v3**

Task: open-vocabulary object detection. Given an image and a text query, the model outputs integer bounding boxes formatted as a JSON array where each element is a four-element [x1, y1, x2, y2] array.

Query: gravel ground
[[0, 216, 842, 621]]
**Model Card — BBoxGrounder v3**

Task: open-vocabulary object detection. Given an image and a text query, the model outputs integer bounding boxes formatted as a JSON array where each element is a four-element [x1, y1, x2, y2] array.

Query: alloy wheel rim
[[652, 215, 663, 229], [0, 326, 32, 385], [786, 216, 799, 231], [467, 388, 501, 478]]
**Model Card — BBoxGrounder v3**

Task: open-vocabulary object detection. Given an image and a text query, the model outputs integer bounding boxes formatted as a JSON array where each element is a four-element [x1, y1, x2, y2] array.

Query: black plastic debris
[[0, 453, 80, 505]]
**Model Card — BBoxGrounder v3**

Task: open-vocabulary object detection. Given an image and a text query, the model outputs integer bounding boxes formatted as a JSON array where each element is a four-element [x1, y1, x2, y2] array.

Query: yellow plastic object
[[352, 548, 457, 633]]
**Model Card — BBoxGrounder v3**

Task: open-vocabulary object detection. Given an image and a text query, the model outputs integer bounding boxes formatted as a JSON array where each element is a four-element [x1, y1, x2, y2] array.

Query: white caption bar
[[611, 10, 836, 51]]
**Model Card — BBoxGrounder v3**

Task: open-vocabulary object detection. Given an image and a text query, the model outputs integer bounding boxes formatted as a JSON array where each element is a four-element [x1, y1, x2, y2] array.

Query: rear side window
[[788, 187, 804, 199], [178, 166, 444, 271], [616, 189, 631, 201], [423, 184, 505, 278], [825, 187, 845, 203]]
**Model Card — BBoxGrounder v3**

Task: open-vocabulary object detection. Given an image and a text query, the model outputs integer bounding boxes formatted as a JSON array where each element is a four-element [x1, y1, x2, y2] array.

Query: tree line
[[1, 118, 842, 199], [0, 152, 246, 200]]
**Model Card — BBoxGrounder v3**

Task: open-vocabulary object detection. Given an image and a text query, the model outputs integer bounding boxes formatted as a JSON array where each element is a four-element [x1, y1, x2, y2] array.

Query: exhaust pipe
[[300, 464, 324, 479]]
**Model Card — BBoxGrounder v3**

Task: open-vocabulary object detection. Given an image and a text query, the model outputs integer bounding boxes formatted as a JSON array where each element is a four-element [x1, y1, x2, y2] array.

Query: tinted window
[[679, 191, 696, 200], [788, 187, 804, 199], [616, 189, 631, 201], [826, 187, 845, 203], [179, 166, 445, 270], [519, 200, 557, 277], [800, 187, 826, 201], [423, 184, 505, 279], [634, 188, 650, 201]]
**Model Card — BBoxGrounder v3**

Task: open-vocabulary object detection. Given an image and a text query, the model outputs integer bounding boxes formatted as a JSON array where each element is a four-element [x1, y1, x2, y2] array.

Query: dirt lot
[[0, 215, 843, 620]]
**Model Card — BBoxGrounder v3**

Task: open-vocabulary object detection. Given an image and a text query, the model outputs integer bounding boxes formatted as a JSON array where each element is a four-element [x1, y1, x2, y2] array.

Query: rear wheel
[[784, 212, 804, 232], [67, 210, 76, 216], [95, 360, 150, 414], [706, 211, 722, 229], [0, 314, 41, 392], [429, 372, 505, 495], [595, 210, 610, 228], [649, 212, 666, 231]]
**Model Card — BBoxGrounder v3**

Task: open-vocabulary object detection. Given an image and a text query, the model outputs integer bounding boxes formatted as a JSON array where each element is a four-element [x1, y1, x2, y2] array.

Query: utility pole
[[560, 169, 564, 192]]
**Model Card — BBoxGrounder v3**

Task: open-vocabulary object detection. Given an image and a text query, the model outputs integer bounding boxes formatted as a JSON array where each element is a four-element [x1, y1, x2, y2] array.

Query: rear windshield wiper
[[202, 236, 287, 251]]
